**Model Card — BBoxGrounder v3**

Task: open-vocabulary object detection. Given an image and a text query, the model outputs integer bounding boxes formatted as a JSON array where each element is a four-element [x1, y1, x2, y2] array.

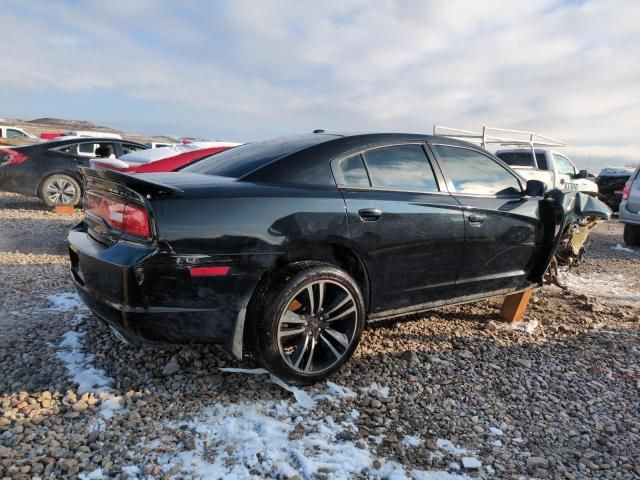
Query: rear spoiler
[[79, 167, 183, 199]]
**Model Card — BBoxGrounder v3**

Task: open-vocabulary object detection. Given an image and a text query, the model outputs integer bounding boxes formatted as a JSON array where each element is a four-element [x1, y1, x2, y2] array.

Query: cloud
[[0, 0, 638, 170]]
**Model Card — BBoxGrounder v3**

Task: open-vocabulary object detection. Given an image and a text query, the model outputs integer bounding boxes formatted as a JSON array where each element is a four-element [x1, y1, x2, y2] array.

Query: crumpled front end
[[528, 190, 612, 284]]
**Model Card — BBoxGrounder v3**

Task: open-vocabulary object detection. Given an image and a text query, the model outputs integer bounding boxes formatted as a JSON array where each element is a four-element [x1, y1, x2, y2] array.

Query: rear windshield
[[182, 134, 336, 178], [496, 151, 549, 170]]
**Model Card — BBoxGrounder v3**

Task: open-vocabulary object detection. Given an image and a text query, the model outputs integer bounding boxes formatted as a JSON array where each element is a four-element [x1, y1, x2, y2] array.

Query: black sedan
[[68, 132, 610, 384], [0, 137, 148, 206], [595, 167, 635, 212]]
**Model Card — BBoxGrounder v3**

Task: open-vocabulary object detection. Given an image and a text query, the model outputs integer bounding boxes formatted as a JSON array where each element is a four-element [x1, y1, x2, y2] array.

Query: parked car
[[619, 165, 640, 246], [89, 145, 236, 173], [595, 167, 635, 212], [68, 132, 611, 384], [0, 137, 147, 206], [0, 126, 37, 139]]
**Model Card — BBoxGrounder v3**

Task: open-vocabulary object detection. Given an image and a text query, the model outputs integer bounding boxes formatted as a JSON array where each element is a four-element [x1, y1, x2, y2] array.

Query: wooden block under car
[[500, 289, 533, 323], [54, 204, 75, 215]]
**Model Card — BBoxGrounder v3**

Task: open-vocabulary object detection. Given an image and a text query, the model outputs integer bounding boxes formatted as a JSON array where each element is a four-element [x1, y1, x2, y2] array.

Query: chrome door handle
[[468, 214, 485, 224], [358, 208, 382, 222]]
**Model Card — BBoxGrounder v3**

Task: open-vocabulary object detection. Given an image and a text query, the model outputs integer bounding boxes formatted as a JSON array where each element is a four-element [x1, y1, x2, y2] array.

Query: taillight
[[85, 192, 151, 239], [0, 149, 28, 166], [622, 181, 631, 200]]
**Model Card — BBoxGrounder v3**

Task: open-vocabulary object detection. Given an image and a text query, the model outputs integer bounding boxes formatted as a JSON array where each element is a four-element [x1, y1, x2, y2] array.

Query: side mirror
[[577, 169, 588, 179], [525, 179, 547, 197]]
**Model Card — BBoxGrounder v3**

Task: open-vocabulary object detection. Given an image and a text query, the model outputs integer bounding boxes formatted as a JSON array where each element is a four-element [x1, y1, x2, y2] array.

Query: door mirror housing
[[577, 169, 588, 179], [525, 179, 547, 197]]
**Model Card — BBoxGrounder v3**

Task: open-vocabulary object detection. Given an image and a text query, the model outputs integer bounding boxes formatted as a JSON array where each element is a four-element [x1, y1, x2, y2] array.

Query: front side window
[[362, 144, 438, 191], [554, 154, 576, 176], [7, 129, 26, 138], [333, 154, 370, 186], [434, 145, 522, 196]]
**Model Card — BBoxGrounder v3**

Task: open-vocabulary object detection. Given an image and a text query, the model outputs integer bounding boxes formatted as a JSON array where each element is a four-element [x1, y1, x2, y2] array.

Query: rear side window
[[497, 151, 548, 170], [434, 145, 522, 196], [6, 129, 26, 138], [333, 154, 370, 186], [121, 143, 146, 155], [362, 144, 438, 191]]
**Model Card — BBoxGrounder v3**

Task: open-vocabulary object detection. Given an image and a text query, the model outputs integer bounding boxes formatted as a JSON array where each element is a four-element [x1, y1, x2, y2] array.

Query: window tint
[[362, 144, 438, 191], [434, 145, 522, 196], [78, 143, 96, 154], [497, 151, 548, 170], [121, 143, 146, 155], [333, 154, 370, 186], [183, 134, 336, 178], [554, 154, 576, 176], [6, 129, 26, 138]]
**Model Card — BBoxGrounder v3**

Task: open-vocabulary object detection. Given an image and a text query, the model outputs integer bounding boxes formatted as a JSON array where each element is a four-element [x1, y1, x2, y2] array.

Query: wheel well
[[36, 170, 83, 198], [239, 242, 371, 359], [272, 242, 370, 308]]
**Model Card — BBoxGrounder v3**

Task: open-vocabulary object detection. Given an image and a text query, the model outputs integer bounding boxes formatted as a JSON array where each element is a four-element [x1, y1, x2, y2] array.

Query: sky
[[1, 0, 638, 171]]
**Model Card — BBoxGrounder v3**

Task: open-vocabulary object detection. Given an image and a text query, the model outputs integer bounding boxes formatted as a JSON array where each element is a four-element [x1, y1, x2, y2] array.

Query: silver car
[[620, 164, 640, 246]]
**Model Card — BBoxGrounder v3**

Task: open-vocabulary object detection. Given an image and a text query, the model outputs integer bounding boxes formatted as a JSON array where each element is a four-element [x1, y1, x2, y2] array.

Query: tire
[[624, 224, 640, 247], [249, 262, 365, 385], [39, 174, 82, 207]]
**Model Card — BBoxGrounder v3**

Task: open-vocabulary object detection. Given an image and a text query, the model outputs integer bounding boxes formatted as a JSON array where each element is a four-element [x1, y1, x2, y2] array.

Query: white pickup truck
[[494, 148, 598, 194], [433, 126, 599, 195], [0, 126, 37, 139]]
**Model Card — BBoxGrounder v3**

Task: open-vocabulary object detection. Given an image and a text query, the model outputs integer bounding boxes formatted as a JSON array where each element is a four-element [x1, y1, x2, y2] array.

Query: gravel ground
[[0, 191, 639, 480]]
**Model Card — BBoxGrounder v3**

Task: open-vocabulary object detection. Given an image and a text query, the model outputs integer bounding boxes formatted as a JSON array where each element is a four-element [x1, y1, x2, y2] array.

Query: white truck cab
[[0, 126, 37, 139], [433, 126, 599, 195], [495, 148, 598, 194]]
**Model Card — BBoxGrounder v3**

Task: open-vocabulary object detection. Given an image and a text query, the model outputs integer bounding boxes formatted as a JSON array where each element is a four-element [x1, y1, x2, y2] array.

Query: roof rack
[[432, 126, 565, 150]]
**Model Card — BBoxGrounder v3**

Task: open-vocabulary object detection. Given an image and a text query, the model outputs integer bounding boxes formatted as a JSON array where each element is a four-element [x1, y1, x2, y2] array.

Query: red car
[[90, 146, 234, 173]]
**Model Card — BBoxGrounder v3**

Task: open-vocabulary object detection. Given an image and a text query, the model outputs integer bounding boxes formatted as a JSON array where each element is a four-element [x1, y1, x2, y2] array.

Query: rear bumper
[[68, 223, 258, 345], [619, 201, 640, 225]]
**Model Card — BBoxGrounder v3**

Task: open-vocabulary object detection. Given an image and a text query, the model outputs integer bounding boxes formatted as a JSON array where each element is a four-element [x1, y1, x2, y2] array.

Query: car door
[[332, 143, 465, 314], [430, 143, 541, 295], [553, 153, 579, 191]]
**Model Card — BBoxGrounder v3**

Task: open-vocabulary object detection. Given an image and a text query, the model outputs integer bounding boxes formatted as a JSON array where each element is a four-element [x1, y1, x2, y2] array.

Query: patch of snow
[[46, 292, 87, 312], [411, 470, 470, 479], [559, 271, 640, 305], [489, 427, 504, 436], [318, 381, 357, 402], [436, 439, 467, 455], [350, 409, 360, 420], [485, 465, 496, 475], [510, 319, 539, 334], [449, 463, 460, 470], [362, 382, 390, 399], [56, 331, 113, 394], [79, 468, 104, 480], [163, 399, 458, 480], [491, 439, 503, 447], [121, 465, 141, 477], [613, 243, 636, 254], [461, 457, 481, 469], [403, 435, 423, 448], [99, 396, 123, 419], [512, 437, 524, 443]]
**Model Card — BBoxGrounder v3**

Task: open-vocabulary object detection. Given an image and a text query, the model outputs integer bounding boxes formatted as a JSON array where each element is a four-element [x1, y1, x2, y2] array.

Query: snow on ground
[[559, 271, 640, 305], [613, 243, 637, 254], [435, 439, 467, 456], [162, 399, 468, 480], [52, 292, 124, 421], [403, 435, 423, 447]]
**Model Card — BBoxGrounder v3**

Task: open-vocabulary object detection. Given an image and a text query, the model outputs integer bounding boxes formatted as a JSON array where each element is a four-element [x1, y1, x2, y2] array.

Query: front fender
[[527, 190, 612, 283]]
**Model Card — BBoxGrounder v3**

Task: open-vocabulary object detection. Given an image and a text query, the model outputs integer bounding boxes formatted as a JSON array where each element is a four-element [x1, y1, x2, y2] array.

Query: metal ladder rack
[[432, 125, 565, 150]]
